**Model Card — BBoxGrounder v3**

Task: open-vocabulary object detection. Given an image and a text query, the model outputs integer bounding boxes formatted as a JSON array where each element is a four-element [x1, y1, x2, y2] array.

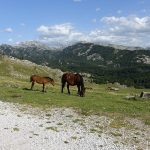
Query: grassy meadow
[[0, 55, 150, 125]]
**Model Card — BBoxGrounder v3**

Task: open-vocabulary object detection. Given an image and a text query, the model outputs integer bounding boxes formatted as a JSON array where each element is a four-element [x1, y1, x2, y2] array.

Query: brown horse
[[61, 73, 85, 97], [30, 75, 55, 92]]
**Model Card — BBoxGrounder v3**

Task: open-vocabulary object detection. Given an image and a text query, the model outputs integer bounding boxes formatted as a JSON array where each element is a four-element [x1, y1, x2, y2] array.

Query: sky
[[0, 0, 150, 47]]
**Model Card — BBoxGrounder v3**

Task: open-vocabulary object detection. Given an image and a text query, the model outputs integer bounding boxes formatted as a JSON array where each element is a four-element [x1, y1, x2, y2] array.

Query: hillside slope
[[0, 54, 62, 81], [0, 42, 150, 87]]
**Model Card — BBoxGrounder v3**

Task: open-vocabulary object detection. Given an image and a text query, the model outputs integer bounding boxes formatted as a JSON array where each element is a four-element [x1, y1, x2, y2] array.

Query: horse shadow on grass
[[22, 88, 40, 92], [22, 87, 52, 93]]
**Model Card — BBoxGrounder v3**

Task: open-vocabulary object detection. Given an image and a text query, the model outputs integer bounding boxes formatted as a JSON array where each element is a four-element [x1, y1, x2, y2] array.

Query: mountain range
[[0, 41, 150, 88]]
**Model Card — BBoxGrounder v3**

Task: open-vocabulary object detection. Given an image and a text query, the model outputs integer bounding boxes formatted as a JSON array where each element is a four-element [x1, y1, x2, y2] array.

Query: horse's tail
[[61, 73, 67, 91], [79, 74, 85, 97]]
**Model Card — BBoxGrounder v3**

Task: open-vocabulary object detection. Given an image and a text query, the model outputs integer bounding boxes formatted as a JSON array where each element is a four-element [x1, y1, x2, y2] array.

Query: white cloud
[[37, 23, 74, 37], [88, 29, 142, 46], [37, 23, 84, 46], [89, 16, 150, 47], [37, 25, 51, 34], [4, 27, 13, 33], [101, 16, 150, 32], [37, 16, 150, 47]]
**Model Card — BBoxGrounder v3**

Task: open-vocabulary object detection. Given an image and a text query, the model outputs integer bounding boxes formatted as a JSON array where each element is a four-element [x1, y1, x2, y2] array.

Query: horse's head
[[80, 87, 86, 97]]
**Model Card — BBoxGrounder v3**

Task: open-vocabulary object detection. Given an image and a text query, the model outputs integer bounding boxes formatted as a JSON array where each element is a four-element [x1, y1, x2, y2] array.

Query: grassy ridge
[[0, 55, 61, 81]]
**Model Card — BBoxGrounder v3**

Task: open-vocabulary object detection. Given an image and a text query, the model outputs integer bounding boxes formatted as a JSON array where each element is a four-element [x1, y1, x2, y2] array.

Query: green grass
[[110, 131, 122, 137], [13, 128, 20, 132], [0, 55, 150, 125], [46, 126, 58, 132], [0, 76, 150, 125]]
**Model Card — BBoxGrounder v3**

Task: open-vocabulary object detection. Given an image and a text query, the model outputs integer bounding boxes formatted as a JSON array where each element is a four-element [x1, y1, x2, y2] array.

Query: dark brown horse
[[61, 73, 85, 97], [30, 75, 55, 92]]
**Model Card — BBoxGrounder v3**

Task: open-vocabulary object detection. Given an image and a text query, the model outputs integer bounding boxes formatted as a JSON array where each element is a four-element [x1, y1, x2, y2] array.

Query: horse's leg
[[61, 81, 66, 93], [42, 83, 45, 92], [67, 84, 70, 94], [77, 85, 80, 96], [31, 82, 35, 90]]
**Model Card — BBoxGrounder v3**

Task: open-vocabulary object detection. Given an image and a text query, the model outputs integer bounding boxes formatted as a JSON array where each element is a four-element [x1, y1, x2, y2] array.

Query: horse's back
[[62, 73, 83, 86], [30, 75, 54, 86], [30, 75, 45, 84], [61, 73, 73, 85]]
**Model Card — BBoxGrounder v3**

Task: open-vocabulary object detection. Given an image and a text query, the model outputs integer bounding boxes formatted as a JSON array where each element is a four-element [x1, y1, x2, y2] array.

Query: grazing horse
[[61, 73, 85, 97], [30, 75, 55, 92]]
